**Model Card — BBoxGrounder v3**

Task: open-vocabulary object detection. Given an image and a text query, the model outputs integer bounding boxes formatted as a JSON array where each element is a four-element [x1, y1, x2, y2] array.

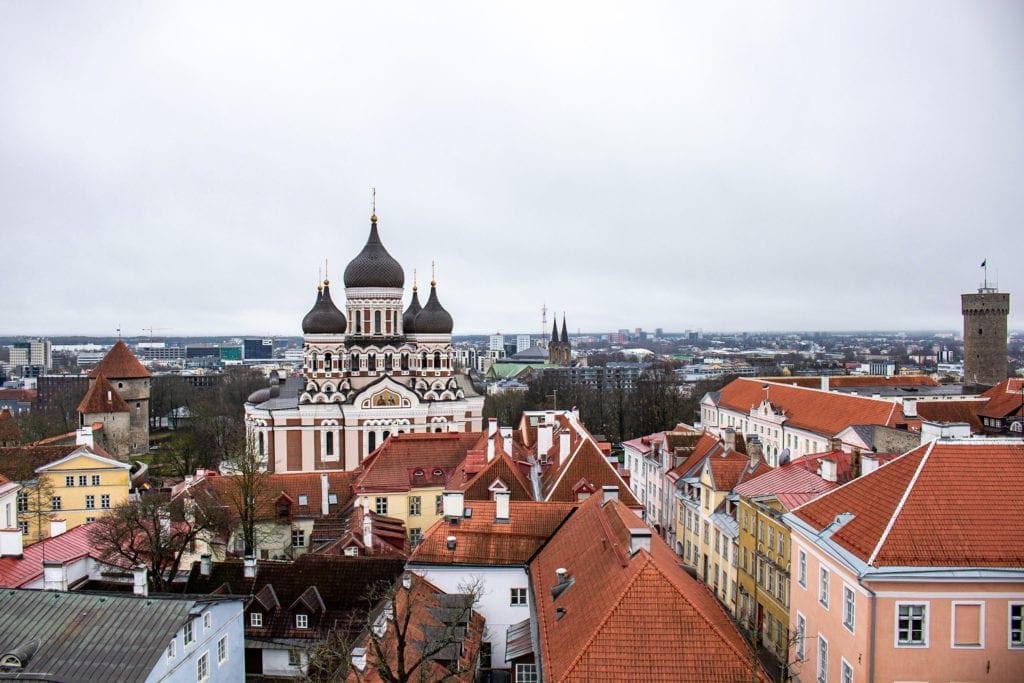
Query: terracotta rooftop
[[792, 440, 1024, 567], [202, 470, 356, 523], [0, 444, 82, 481], [77, 375, 131, 414], [760, 375, 939, 388], [734, 459, 838, 510], [530, 495, 768, 682], [542, 437, 639, 506], [354, 432, 486, 493], [977, 378, 1024, 419], [0, 389, 36, 403], [0, 523, 108, 588], [0, 410, 21, 444], [706, 448, 771, 492], [915, 400, 986, 431], [715, 377, 905, 437], [88, 340, 150, 380], [409, 500, 577, 566], [454, 444, 535, 502]]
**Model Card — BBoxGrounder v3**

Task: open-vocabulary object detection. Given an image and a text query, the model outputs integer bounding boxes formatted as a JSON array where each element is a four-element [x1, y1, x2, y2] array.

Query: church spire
[[551, 318, 559, 344], [560, 315, 569, 344]]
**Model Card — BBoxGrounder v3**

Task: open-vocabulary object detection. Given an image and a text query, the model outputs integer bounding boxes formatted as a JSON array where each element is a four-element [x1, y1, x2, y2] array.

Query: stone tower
[[87, 341, 151, 455], [962, 285, 1010, 387], [548, 315, 572, 365]]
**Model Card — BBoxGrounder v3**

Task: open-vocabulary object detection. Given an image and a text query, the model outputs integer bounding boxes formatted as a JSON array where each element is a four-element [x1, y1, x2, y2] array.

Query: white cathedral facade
[[244, 212, 484, 473]]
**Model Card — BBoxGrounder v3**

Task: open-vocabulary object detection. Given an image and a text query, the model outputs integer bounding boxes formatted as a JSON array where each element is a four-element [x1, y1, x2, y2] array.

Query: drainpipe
[[867, 580, 877, 683]]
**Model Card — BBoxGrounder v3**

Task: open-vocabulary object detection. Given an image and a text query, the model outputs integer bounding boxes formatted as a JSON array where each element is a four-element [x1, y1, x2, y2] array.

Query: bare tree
[[216, 437, 276, 556], [89, 491, 229, 592]]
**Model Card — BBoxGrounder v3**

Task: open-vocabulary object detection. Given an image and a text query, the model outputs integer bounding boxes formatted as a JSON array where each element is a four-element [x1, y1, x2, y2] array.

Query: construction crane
[[142, 327, 172, 343]]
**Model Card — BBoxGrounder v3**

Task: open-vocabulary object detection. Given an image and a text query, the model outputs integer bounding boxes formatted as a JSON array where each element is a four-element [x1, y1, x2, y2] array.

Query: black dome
[[403, 288, 423, 334], [413, 283, 453, 334], [343, 219, 405, 288], [302, 284, 348, 334]]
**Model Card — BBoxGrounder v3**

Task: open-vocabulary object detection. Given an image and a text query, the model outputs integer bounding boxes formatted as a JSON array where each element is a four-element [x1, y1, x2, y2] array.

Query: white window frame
[[818, 567, 829, 609], [217, 635, 228, 664], [798, 549, 807, 588], [515, 663, 539, 683], [166, 639, 176, 661], [203, 611, 212, 630], [817, 633, 828, 683], [950, 600, 985, 649], [250, 612, 262, 627], [296, 613, 309, 629], [184, 619, 195, 645], [197, 652, 210, 681], [510, 587, 528, 606], [894, 601, 929, 648], [842, 584, 855, 633], [1010, 602, 1024, 649], [796, 612, 806, 661], [840, 657, 852, 683]]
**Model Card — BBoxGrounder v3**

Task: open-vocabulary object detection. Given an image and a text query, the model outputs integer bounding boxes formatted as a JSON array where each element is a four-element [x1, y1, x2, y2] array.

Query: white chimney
[[495, 490, 510, 521], [0, 527, 23, 558], [820, 376, 830, 392], [446, 535, 457, 550], [488, 418, 498, 437], [43, 560, 68, 591], [486, 435, 495, 462], [133, 564, 148, 597], [559, 431, 571, 459], [351, 646, 367, 671], [401, 573, 412, 590], [555, 567, 568, 583], [321, 473, 330, 515], [501, 427, 513, 455], [601, 485, 618, 504], [362, 513, 373, 549], [75, 425, 94, 448], [243, 555, 256, 578], [722, 428, 736, 452], [860, 454, 879, 476], [537, 422, 553, 458], [629, 527, 652, 555], [49, 518, 67, 538], [442, 491, 465, 518], [200, 554, 212, 577], [819, 459, 837, 483], [902, 398, 917, 417]]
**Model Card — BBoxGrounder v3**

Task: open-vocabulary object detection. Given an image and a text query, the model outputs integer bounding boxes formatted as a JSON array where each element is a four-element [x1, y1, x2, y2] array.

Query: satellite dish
[[779, 448, 791, 465]]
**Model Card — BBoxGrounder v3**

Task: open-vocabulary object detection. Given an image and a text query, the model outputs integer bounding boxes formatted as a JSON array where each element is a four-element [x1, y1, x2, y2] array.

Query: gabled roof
[[0, 444, 83, 481], [915, 400, 986, 432], [792, 440, 1024, 567], [977, 378, 1024, 419], [88, 340, 150, 380], [203, 470, 356, 522], [455, 446, 535, 502], [0, 523, 110, 588], [76, 375, 131, 414], [734, 460, 838, 511], [313, 504, 408, 558], [409, 500, 576, 566], [0, 589, 234, 682], [529, 496, 768, 682], [543, 438, 639, 506], [705, 449, 771, 492], [354, 432, 486, 493], [760, 375, 939, 388], [716, 377, 904, 436]]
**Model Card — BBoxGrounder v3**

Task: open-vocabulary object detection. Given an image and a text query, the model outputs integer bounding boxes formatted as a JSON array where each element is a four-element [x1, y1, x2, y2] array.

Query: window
[[408, 528, 422, 548], [78, 475, 87, 487], [292, 528, 306, 547], [19, 521, 28, 535], [288, 649, 302, 666], [101, 494, 110, 509], [817, 634, 828, 683], [298, 494, 308, 506], [250, 612, 263, 627], [296, 614, 309, 629], [375, 496, 388, 515], [435, 495, 443, 515], [818, 568, 829, 608], [166, 639, 176, 661], [197, 652, 209, 681], [85, 495, 95, 509], [217, 636, 228, 664], [842, 585, 855, 632], [92, 475, 100, 486], [17, 493, 27, 513], [511, 587, 528, 605], [796, 613, 806, 661], [1011, 604, 1024, 648], [515, 663, 539, 683], [896, 603, 927, 646], [325, 431, 334, 456], [840, 659, 852, 683], [184, 620, 195, 645], [204, 611, 212, 629], [51, 496, 62, 511], [65, 475, 75, 487], [409, 495, 421, 516]]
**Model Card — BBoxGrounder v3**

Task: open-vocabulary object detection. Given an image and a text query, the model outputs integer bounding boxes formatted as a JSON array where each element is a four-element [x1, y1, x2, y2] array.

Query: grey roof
[[512, 346, 548, 360], [343, 220, 404, 288], [254, 375, 305, 410], [0, 589, 234, 682], [710, 510, 738, 538], [412, 284, 453, 334], [301, 284, 347, 335], [402, 288, 423, 334]]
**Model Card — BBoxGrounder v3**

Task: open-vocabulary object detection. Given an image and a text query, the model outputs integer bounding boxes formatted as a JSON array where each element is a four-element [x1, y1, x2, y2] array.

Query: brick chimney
[[559, 430, 571, 459], [200, 554, 212, 577], [362, 512, 373, 549], [0, 526, 23, 559], [320, 473, 330, 515], [501, 427, 513, 455]]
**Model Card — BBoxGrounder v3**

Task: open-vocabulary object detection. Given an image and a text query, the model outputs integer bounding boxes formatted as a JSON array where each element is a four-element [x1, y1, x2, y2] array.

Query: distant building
[[962, 283, 1010, 387], [488, 333, 505, 352], [80, 341, 151, 456], [515, 334, 531, 353], [243, 338, 274, 361], [547, 316, 572, 365]]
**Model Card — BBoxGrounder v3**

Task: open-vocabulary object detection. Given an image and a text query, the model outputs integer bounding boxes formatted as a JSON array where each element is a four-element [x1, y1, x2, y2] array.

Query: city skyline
[[2, 2, 1022, 336]]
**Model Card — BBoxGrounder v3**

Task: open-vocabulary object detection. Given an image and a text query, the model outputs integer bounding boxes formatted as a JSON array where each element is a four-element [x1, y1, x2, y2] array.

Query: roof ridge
[[866, 440, 934, 566]]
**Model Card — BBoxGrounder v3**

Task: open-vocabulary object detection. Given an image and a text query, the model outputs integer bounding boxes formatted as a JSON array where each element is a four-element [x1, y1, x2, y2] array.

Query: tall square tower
[[961, 286, 1009, 387]]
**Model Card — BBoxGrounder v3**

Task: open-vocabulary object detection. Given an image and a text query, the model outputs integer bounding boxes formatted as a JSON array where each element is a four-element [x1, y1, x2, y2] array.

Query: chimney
[[555, 567, 568, 583], [362, 512, 373, 549], [629, 526, 653, 555], [501, 427, 513, 455], [320, 473, 330, 515], [200, 554, 212, 577], [43, 560, 68, 591], [820, 376, 830, 392], [0, 527, 23, 559], [902, 398, 917, 417], [860, 454, 878, 476], [351, 647, 367, 672], [828, 436, 843, 452], [243, 555, 256, 578], [601, 485, 618, 504], [486, 435, 495, 462], [133, 564, 148, 597], [488, 417, 498, 437], [401, 573, 412, 590], [75, 425, 94, 448], [442, 491, 465, 519], [537, 421, 553, 458], [746, 437, 763, 468], [819, 459, 837, 483], [559, 430, 571, 459], [49, 518, 67, 538], [722, 428, 736, 453], [495, 490, 510, 521], [446, 535, 457, 551]]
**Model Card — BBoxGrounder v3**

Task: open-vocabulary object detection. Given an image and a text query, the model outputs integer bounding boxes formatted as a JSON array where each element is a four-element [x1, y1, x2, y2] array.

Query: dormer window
[[298, 495, 308, 506], [296, 614, 309, 629], [250, 612, 263, 627]]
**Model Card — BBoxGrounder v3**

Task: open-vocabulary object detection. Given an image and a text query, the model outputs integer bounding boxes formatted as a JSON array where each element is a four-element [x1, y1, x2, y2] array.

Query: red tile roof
[[706, 448, 771, 492], [0, 523, 108, 588], [734, 460, 837, 510], [915, 400, 986, 431], [455, 446, 535, 502], [761, 375, 939, 388], [354, 432, 486, 493], [76, 375, 130, 414], [792, 440, 1024, 567], [88, 341, 150, 379], [0, 389, 37, 403], [0, 410, 20, 444], [543, 438, 639, 506], [977, 378, 1024, 419], [0, 445, 82, 481], [530, 496, 768, 682], [717, 378, 903, 437], [203, 470, 356, 521], [409, 500, 577, 566]]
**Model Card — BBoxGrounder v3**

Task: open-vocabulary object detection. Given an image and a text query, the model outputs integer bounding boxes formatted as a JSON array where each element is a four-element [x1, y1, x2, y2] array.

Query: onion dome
[[301, 281, 347, 334], [403, 285, 423, 334], [343, 216, 405, 288], [413, 280, 453, 334]]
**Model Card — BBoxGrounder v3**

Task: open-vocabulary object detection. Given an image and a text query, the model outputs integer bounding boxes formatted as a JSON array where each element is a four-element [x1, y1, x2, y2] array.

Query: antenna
[[371, 187, 376, 215], [541, 303, 548, 344], [431, 260, 436, 286]]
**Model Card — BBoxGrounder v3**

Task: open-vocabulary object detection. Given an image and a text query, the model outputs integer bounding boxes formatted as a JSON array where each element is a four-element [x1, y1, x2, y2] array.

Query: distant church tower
[[548, 315, 572, 365], [962, 274, 1009, 387]]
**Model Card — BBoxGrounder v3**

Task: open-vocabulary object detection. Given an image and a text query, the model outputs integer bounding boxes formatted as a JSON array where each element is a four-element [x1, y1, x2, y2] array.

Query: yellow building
[[0, 444, 131, 544]]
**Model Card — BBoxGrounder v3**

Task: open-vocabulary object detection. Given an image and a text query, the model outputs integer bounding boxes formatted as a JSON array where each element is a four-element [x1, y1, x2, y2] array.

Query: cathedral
[[245, 211, 484, 473]]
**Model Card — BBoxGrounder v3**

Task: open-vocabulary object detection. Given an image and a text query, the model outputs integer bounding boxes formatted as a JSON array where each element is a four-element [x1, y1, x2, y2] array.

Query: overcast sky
[[2, 2, 1022, 337]]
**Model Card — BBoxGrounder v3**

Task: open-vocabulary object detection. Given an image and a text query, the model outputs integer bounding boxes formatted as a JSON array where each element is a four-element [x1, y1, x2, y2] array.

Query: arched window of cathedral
[[368, 353, 376, 372], [374, 310, 381, 334], [325, 431, 334, 456], [401, 353, 409, 371], [311, 352, 318, 372], [434, 351, 442, 369], [350, 353, 359, 372], [355, 312, 361, 334], [385, 352, 393, 370], [382, 430, 390, 441], [324, 352, 332, 371], [422, 351, 429, 369], [258, 432, 264, 456], [368, 431, 376, 452]]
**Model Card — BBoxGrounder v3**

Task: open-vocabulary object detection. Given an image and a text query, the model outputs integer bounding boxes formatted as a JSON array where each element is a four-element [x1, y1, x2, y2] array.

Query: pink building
[[786, 439, 1024, 683]]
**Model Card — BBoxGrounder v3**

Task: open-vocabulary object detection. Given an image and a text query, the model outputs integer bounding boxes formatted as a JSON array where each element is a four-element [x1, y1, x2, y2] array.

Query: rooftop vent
[[446, 536, 457, 551]]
